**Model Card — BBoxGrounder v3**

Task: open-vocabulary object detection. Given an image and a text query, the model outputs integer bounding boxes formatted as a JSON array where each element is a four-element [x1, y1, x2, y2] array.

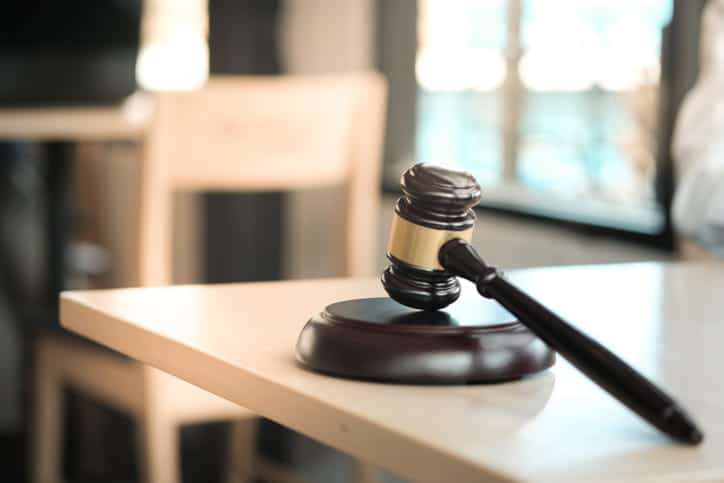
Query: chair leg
[[224, 418, 258, 483], [136, 413, 181, 483], [33, 344, 64, 483]]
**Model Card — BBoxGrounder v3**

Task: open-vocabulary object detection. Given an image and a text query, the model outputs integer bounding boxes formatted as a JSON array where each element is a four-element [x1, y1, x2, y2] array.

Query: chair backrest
[[137, 73, 387, 285]]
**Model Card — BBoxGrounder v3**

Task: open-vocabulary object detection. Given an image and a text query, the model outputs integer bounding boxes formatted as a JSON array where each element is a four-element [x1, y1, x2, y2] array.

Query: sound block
[[296, 297, 555, 384]]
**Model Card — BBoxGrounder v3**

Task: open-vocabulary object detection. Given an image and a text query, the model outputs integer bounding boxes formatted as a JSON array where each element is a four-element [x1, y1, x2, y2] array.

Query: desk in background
[[0, 94, 153, 317], [0, 97, 153, 480]]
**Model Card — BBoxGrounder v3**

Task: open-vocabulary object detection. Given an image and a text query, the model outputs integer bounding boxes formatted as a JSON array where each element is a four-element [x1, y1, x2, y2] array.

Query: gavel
[[381, 163, 702, 445]]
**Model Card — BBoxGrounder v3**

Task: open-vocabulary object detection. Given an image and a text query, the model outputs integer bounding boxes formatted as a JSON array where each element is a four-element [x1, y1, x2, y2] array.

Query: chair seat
[[38, 334, 253, 422]]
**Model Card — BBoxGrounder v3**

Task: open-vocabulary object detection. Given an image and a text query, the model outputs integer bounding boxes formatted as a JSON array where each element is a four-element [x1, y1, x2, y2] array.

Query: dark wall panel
[[205, 0, 284, 283]]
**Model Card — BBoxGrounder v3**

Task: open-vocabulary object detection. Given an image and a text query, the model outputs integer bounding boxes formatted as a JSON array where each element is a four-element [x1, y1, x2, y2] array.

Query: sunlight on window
[[136, 0, 209, 92], [416, 49, 506, 92], [414, 0, 672, 229], [519, 3, 665, 92], [416, 0, 506, 92], [519, 17, 598, 92]]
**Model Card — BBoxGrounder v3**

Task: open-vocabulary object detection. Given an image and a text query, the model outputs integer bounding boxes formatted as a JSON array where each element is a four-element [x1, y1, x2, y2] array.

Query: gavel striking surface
[[296, 297, 555, 384]]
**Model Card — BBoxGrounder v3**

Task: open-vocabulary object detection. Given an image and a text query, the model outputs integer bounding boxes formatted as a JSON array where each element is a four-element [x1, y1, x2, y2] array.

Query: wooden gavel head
[[382, 163, 481, 310], [300, 164, 556, 384]]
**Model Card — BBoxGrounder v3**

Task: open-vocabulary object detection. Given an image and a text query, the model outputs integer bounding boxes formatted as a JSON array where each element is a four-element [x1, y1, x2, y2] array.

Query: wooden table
[[60, 263, 724, 482]]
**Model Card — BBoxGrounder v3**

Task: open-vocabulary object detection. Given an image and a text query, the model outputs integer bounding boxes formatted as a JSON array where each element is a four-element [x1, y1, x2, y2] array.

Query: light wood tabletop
[[0, 93, 153, 140], [60, 263, 723, 483]]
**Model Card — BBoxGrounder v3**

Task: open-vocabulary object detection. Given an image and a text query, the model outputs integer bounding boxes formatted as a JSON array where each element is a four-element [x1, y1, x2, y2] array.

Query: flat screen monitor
[[0, 1, 142, 106]]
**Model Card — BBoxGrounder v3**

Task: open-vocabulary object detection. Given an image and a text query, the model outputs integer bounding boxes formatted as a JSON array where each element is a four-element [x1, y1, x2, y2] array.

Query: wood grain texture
[[61, 263, 724, 483]]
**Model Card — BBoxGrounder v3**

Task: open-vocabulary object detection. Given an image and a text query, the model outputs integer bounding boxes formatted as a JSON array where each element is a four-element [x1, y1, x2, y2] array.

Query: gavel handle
[[438, 238, 703, 445]]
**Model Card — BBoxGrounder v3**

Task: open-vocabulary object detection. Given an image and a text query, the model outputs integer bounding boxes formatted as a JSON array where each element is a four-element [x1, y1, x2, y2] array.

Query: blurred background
[[0, 1, 715, 482]]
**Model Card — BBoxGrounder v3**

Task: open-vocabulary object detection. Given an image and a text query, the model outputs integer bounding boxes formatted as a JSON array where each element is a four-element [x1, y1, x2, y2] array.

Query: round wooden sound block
[[296, 297, 555, 384]]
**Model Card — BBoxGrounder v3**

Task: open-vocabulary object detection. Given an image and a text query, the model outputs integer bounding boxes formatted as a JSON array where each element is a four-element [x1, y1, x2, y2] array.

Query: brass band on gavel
[[387, 212, 473, 271]]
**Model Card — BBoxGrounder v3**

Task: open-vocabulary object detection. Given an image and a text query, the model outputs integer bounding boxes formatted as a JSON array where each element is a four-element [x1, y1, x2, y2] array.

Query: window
[[382, 0, 701, 246]]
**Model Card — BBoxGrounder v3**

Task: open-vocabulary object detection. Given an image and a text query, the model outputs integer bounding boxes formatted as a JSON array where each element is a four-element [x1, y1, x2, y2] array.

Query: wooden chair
[[34, 72, 387, 483]]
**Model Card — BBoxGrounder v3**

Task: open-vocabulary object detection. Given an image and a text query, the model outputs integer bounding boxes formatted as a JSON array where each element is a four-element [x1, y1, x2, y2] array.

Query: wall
[[280, 0, 377, 278]]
